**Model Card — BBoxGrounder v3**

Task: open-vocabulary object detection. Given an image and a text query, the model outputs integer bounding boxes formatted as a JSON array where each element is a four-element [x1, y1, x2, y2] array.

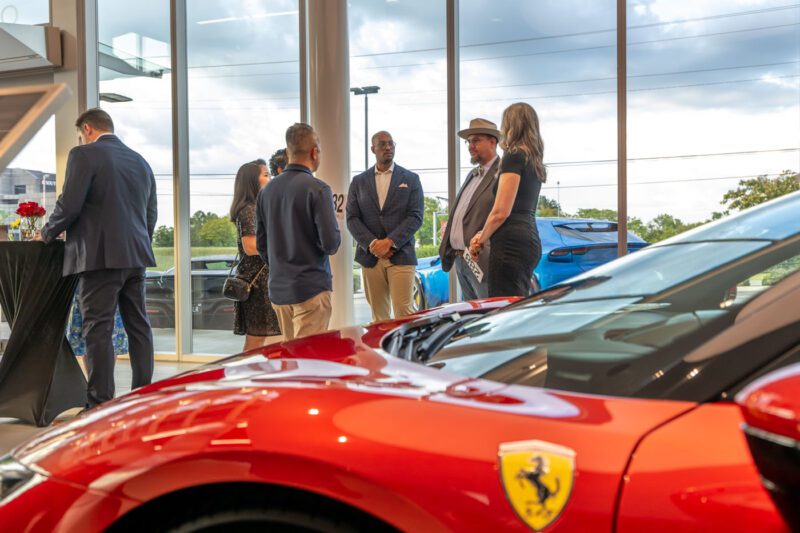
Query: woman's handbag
[[222, 256, 266, 302]]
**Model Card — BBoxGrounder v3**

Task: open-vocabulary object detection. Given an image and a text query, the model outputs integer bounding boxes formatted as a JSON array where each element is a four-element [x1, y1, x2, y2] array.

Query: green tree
[[641, 214, 702, 243], [198, 217, 237, 246], [152, 225, 174, 247], [416, 196, 448, 246], [574, 208, 618, 221], [721, 170, 799, 213], [190, 211, 222, 246], [627, 217, 647, 239], [536, 195, 561, 217]]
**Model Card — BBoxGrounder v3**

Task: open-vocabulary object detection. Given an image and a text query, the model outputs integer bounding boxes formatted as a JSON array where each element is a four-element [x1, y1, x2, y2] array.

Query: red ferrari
[[0, 192, 798, 532]]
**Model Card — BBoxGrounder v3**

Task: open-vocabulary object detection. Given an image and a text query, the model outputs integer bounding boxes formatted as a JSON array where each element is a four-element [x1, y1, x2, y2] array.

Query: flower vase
[[20, 217, 41, 241]]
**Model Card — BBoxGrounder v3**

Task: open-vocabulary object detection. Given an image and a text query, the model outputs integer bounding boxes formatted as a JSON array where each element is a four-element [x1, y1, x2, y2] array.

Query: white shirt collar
[[481, 155, 498, 174], [375, 162, 395, 175]]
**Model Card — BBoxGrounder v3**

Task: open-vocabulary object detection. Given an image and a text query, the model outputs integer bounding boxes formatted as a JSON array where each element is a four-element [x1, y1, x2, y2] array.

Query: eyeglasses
[[465, 137, 488, 146], [375, 141, 396, 149]]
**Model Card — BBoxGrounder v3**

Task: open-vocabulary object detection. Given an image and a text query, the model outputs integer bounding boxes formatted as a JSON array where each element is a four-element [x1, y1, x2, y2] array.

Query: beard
[[470, 155, 479, 165]]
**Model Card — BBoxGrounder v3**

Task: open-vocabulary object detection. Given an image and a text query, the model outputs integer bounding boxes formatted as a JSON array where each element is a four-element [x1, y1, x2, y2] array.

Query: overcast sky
[[7, 0, 800, 229]]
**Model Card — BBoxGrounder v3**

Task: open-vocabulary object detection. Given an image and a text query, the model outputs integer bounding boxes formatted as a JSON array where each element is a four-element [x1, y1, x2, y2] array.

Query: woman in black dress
[[469, 102, 546, 297], [229, 162, 280, 349]]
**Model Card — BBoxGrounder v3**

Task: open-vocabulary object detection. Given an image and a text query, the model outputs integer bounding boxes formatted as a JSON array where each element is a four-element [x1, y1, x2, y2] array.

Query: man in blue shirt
[[256, 123, 341, 340]]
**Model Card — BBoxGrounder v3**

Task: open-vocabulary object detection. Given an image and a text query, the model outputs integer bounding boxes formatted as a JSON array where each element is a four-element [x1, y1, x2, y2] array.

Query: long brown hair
[[500, 102, 546, 183], [229, 162, 261, 222]]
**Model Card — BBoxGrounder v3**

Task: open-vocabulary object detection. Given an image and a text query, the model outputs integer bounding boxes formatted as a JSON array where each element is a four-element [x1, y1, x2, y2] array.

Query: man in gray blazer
[[39, 108, 157, 409], [438, 118, 502, 300]]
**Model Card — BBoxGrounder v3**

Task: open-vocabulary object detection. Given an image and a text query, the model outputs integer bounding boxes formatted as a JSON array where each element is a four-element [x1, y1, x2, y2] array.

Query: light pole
[[350, 85, 380, 171]]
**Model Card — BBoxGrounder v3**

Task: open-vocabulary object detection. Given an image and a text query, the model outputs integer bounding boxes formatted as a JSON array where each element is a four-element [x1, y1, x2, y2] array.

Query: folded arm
[[146, 163, 158, 240], [386, 173, 424, 249], [41, 149, 93, 243], [345, 178, 377, 250], [255, 193, 269, 265], [315, 185, 341, 255]]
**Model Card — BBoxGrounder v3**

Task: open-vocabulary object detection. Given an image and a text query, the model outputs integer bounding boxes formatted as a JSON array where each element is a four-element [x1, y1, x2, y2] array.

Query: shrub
[[416, 244, 439, 259]]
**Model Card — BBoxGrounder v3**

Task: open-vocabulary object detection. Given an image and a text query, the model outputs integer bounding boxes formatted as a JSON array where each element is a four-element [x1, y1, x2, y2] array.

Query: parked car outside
[[414, 217, 648, 310], [145, 255, 237, 330], [1, 192, 798, 531]]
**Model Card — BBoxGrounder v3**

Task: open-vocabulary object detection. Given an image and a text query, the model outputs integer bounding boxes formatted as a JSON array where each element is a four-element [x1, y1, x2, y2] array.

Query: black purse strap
[[231, 214, 266, 287]]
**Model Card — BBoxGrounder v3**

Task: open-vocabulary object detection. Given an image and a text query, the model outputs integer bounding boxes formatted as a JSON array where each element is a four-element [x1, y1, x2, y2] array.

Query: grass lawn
[[151, 247, 238, 271]]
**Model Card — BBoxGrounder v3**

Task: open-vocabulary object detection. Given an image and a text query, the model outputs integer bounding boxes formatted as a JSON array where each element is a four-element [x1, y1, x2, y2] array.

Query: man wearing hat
[[438, 118, 502, 300]]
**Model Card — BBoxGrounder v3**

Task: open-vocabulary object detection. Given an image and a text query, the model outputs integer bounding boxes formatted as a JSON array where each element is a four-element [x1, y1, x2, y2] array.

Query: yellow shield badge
[[498, 440, 576, 531]]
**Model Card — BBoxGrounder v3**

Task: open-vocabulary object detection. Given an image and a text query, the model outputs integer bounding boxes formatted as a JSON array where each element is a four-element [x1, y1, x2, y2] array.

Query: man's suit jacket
[[347, 164, 424, 268], [42, 134, 157, 276], [256, 163, 341, 306], [438, 156, 501, 272]]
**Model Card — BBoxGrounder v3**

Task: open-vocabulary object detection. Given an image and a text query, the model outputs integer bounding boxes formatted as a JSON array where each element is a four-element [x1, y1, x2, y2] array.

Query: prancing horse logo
[[517, 455, 561, 520], [498, 440, 576, 531]]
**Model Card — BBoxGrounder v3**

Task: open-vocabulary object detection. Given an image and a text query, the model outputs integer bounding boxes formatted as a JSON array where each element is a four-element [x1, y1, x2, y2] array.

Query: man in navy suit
[[256, 123, 341, 340], [38, 108, 157, 408], [347, 131, 424, 322]]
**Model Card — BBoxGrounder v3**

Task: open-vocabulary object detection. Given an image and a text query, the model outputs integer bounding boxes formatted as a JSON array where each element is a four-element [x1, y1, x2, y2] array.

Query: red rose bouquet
[[15, 201, 46, 240]]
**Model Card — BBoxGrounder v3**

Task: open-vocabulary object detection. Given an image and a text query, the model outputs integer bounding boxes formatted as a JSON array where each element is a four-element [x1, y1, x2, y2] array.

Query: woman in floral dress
[[229, 162, 280, 349]]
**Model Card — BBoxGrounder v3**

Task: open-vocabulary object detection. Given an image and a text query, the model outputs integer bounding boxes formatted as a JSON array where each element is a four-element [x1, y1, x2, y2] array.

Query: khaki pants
[[361, 258, 416, 322], [272, 291, 332, 341]]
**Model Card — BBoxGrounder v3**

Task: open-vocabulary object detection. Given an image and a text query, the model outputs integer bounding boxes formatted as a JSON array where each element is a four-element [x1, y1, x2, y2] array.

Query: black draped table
[[0, 242, 86, 426]]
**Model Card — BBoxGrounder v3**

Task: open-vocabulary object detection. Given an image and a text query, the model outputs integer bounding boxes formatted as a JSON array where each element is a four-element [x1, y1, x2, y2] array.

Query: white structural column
[[170, 0, 192, 356], [305, 0, 354, 328], [52, 0, 98, 191]]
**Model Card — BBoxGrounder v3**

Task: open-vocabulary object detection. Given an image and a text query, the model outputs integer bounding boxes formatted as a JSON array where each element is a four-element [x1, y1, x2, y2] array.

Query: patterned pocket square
[[398, 183, 409, 188]]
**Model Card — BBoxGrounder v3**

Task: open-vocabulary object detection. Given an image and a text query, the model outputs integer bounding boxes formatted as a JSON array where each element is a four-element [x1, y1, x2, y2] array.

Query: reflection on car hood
[[12, 319, 695, 502]]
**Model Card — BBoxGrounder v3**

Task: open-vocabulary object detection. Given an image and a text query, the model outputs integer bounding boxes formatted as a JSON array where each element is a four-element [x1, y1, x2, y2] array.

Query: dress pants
[[361, 258, 416, 322], [454, 249, 489, 302], [272, 290, 332, 341], [78, 268, 154, 407]]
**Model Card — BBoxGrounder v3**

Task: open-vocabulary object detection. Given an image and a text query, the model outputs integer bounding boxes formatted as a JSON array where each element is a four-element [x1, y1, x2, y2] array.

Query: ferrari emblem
[[498, 440, 576, 531]]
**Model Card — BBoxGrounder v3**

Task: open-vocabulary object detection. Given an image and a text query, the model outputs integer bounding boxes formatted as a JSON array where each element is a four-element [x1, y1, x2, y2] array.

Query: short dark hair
[[285, 123, 317, 156], [75, 108, 114, 132], [268, 149, 287, 176]]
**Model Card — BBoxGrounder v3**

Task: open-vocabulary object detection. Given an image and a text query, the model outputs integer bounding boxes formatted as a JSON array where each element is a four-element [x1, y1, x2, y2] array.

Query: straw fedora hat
[[458, 117, 503, 141]]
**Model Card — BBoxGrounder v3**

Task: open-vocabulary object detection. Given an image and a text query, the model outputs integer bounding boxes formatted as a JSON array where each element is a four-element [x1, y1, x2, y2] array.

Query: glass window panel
[[0, 1, 48, 25], [627, 1, 800, 244], [187, 0, 300, 355], [349, 0, 447, 323], [460, 1, 618, 225], [98, 0, 175, 353], [0, 119, 55, 353]]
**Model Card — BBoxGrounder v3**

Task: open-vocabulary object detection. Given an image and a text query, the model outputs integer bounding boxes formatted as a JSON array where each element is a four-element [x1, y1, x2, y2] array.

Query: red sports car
[[0, 192, 798, 532], [737, 362, 800, 531]]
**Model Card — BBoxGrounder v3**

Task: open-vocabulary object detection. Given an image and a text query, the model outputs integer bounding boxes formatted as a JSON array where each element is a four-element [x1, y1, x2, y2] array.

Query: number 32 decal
[[332, 193, 345, 214]]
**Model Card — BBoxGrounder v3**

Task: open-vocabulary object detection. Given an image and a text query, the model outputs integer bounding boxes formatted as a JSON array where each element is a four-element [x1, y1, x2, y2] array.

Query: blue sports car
[[413, 217, 648, 310]]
